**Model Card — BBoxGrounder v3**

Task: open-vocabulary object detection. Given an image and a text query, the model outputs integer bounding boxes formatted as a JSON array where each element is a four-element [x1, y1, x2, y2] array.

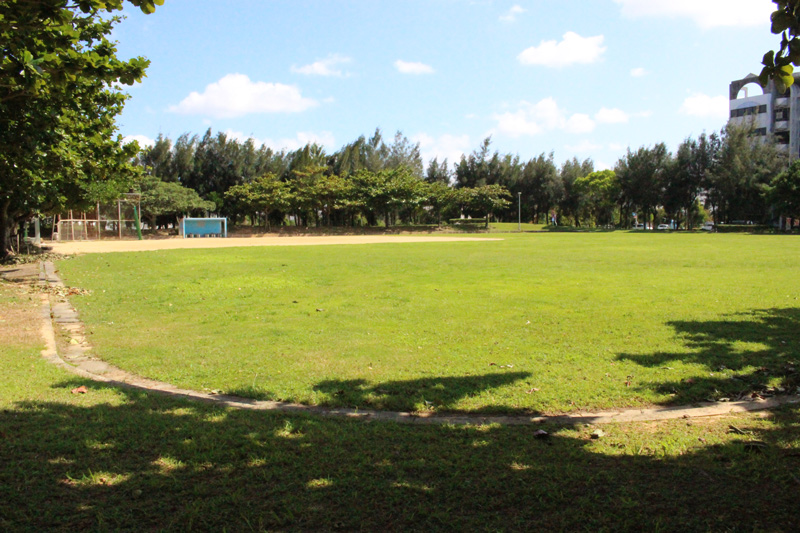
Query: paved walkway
[[11, 260, 799, 426]]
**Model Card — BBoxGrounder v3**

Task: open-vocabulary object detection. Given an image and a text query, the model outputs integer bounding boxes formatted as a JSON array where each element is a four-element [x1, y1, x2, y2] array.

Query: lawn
[[1, 278, 800, 531], [56, 232, 800, 414]]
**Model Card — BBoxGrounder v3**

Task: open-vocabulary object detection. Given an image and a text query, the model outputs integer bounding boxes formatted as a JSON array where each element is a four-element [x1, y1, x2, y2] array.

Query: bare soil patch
[[48, 235, 500, 254], [0, 265, 43, 347]]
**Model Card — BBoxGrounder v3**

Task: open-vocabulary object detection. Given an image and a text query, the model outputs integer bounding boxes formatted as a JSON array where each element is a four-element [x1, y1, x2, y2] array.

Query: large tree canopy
[[0, 0, 163, 258]]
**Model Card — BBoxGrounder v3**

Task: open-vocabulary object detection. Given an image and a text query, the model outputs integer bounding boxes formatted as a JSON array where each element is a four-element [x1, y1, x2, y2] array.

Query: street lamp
[[518, 192, 522, 232]]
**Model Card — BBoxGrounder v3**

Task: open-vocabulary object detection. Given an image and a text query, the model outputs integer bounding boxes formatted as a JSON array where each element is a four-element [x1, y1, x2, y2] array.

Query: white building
[[729, 73, 800, 157]]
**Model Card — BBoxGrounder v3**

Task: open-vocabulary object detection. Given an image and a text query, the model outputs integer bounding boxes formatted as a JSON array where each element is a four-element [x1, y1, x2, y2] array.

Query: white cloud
[[518, 32, 606, 68], [123, 134, 154, 147], [412, 133, 471, 165], [291, 54, 352, 77], [394, 60, 435, 75], [565, 113, 596, 134], [169, 73, 318, 118], [679, 92, 729, 119], [499, 5, 526, 22], [613, 0, 773, 29], [595, 107, 630, 124], [630, 67, 648, 77], [565, 140, 602, 153], [225, 129, 335, 152], [492, 98, 597, 137]]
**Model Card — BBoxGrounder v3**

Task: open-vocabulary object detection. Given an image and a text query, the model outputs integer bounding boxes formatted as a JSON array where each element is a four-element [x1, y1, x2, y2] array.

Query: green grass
[[2, 275, 800, 531], [56, 232, 800, 414]]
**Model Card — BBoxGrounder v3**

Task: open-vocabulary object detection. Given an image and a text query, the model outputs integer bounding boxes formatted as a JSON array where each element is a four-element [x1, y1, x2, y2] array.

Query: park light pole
[[518, 192, 522, 232]]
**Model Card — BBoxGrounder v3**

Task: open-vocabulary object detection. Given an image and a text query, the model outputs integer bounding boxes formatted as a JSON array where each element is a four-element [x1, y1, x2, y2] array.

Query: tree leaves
[[0, 0, 162, 257]]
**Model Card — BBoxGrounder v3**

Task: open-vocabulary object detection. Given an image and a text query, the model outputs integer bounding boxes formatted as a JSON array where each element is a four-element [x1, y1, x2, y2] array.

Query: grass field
[[55, 232, 800, 415], [1, 280, 800, 530]]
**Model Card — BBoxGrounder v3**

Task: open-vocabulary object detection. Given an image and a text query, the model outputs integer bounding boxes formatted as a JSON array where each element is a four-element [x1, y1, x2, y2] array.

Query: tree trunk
[[0, 199, 12, 260]]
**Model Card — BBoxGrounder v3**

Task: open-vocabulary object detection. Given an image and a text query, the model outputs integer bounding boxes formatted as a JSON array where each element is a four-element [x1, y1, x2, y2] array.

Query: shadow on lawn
[[312, 371, 532, 413], [617, 307, 800, 404], [1, 379, 798, 531]]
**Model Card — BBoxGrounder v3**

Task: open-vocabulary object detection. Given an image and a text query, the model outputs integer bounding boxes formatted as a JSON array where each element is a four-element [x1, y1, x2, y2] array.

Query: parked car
[[700, 221, 715, 231], [632, 223, 645, 230], [657, 223, 670, 230]]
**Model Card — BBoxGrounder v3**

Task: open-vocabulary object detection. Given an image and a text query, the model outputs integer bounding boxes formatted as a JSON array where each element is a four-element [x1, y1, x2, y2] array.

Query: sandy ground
[[48, 235, 501, 254]]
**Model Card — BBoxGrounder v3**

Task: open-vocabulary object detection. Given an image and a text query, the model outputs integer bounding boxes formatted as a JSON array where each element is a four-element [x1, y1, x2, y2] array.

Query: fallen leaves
[[70, 385, 88, 394], [36, 285, 91, 298]]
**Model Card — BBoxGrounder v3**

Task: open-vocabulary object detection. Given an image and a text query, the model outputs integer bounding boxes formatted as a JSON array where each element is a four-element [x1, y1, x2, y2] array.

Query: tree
[[385, 131, 423, 179], [558, 157, 594, 226], [615, 144, 669, 228], [350, 167, 424, 227], [463, 184, 512, 228], [768, 159, 800, 221], [0, 0, 164, 258], [517, 153, 559, 225], [573, 170, 620, 227], [662, 134, 718, 229], [138, 175, 214, 229], [137, 134, 174, 181], [425, 157, 451, 185], [706, 123, 786, 224], [225, 174, 290, 230]]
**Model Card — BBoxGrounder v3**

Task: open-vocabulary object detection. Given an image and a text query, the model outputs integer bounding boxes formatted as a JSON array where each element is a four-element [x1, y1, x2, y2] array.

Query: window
[[730, 105, 767, 118]]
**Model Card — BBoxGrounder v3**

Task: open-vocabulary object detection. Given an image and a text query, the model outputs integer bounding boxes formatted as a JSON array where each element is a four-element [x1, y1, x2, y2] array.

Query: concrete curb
[[37, 261, 800, 426]]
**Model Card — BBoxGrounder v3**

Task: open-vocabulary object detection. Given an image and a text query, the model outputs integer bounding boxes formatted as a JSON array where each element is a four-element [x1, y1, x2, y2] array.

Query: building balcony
[[775, 120, 790, 130], [776, 97, 789, 107]]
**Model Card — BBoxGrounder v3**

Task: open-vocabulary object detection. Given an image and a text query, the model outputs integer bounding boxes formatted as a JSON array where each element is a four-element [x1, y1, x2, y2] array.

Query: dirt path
[[48, 235, 500, 254]]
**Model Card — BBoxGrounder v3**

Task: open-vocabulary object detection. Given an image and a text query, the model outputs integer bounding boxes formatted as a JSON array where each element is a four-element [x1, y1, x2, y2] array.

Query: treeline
[[135, 123, 789, 230]]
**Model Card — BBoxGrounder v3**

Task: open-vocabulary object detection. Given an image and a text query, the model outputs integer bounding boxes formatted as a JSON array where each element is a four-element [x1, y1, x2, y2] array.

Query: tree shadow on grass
[[312, 371, 532, 414], [224, 372, 534, 415], [617, 307, 800, 404], [1, 377, 798, 531]]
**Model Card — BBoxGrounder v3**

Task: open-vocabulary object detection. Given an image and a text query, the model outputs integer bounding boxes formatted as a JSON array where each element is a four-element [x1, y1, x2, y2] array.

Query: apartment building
[[729, 73, 800, 158]]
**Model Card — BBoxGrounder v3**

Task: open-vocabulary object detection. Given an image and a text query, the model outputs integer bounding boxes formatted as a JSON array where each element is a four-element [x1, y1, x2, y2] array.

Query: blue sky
[[114, 0, 778, 170]]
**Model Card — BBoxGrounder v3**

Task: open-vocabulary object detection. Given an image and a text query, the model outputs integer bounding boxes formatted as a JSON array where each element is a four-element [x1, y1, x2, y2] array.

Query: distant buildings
[[729, 73, 800, 158]]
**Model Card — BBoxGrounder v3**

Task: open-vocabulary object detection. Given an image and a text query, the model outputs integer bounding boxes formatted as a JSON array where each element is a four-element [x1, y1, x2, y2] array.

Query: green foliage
[[518, 152, 560, 224], [559, 157, 595, 226], [573, 170, 619, 227], [768, 159, 800, 218], [137, 175, 214, 228], [761, 0, 800, 89], [615, 144, 670, 227], [707, 123, 787, 224], [661, 134, 717, 229], [134, 123, 789, 232]]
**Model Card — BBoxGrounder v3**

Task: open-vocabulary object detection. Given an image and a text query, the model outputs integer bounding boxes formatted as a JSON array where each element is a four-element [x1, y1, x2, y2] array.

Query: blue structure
[[180, 217, 227, 238]]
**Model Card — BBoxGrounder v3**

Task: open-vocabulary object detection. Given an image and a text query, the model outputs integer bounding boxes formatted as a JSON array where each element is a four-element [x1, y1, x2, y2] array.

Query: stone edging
[[37, 261, 800, 426]]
